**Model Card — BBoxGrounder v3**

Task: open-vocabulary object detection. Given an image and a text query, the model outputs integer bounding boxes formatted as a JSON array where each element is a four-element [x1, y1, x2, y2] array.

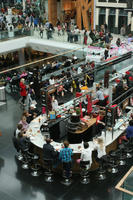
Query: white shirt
[[77, 66, 82, 74], [80, 148, 93, 167], [94, 142, 106, 159], [52, 99, 58, 110], [96, 90, 104, 100], [15, 129, 20, 138], [49, 79, 55, 85]]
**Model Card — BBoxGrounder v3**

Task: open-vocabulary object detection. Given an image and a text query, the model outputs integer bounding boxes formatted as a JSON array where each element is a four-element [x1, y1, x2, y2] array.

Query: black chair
[[43, 159, 54, 182], [12, 137, 23, 161], [80, 161, 90, 184], [30, 154, 41, 177]]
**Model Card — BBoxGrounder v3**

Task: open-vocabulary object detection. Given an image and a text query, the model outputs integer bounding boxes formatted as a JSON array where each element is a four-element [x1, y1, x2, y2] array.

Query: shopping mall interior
[[0, 0, 133, 200]]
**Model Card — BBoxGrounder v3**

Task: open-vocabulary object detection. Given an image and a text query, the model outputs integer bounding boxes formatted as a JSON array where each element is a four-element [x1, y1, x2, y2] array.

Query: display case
[[105, 87, 133, 140]]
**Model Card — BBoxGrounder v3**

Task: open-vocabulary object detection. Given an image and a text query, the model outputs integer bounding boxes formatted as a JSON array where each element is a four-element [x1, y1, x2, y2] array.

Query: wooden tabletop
[[72, 118, 96, 134]]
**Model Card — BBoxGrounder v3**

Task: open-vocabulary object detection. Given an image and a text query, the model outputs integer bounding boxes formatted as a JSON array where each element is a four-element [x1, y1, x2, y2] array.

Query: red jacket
[[20, 82, 27, 97]]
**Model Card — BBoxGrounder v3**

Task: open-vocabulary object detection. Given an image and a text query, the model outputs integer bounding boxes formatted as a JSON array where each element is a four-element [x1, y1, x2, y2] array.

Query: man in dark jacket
[[43, 138, 58, 161]]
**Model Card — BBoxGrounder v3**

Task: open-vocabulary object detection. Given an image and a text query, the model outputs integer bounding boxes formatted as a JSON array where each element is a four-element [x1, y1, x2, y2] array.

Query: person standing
[[104, 70, 110, 88], [43, 138, 58, 163], [19, 78, 27, 106], [39, 25, 44, 39], [120, 25, 126, 36], [126, 120, 133, 141], [96, 87, 105, 106], [59, 141, 73, 178], [80, 142, 93, 169], [83, 30, 88, 45]]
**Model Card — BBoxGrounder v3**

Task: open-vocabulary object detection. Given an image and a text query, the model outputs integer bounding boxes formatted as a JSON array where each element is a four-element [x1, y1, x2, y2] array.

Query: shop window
[[108, 0, 117, 2], [119, 0, 127, 3], [98, 0, 107, 2], [99, 8, 106, 15]]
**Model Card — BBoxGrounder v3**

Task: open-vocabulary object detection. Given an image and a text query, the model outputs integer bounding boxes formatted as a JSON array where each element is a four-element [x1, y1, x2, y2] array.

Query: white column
[[23, 0, 26, 12], [57, 0, 61, 19], [95, 7, 100, 26], [109, 86, 112, 104], [131, 16, 133, 32], [18, 49, 25, 66], [44, 0, 48, 20], [115, 9, 119, 28], [93, 0, 96, 29], [105, 8, 109, 25], [128, 12, 132, 25]]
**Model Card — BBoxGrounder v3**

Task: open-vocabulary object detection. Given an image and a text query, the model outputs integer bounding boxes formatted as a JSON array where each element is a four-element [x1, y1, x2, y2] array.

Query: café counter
[[26, 112, 131, 172]]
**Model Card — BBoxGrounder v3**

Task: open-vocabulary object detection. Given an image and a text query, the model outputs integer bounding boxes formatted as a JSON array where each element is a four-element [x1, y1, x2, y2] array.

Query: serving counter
[[26, 106, 132, 172]]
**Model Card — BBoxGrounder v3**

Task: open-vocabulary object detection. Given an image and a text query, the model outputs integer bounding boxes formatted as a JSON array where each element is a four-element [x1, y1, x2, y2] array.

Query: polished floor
[[0, 93, 133, 200]]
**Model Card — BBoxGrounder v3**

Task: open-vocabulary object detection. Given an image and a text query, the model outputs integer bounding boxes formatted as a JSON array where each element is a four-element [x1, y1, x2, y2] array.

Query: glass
[[0, 28, 33, 41], [105, 87, 133, 139], [116, 167, 133, 200]]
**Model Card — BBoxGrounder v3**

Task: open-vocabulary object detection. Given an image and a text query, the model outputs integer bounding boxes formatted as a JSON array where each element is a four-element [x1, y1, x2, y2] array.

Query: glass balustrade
[[116, 167, 133, 200]]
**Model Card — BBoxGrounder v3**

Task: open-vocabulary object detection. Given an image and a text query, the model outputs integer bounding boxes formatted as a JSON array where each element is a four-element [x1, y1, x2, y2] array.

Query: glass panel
[[119, 9, 128, 16], [99, 8, 106, 15], [109, 8, 116, 15], [119, 0, 127, 3], [108, 0, 117, 2], [98, 0, 107, 2]]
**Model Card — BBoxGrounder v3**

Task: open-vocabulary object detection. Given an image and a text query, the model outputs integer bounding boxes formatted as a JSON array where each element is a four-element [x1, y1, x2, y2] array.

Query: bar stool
[[31, 154, 41, 177], [108, 151, 118, 174], [44, 159, 54, 182], [21, 147, 30, 169], [118, 144, 126, 166], [61, 163, 72, 186], [80, 161, 90, 184], [16, 150, 23, 161], [124, 147, 133, 159], [96, 156, 108, 180], [12, 137, 23, 161]]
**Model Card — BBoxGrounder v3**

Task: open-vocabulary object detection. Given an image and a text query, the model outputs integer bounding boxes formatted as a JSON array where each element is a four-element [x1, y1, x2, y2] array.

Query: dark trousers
[[21, 96, 26, 104], [63, 162, 71, 178]]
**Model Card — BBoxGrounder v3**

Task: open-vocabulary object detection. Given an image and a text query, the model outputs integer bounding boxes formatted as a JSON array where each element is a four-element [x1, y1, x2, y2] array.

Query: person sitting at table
[[15, 124, 23, 139], [28, 104, 39, 122], [96, 87, 105, 106], [22, 110, 32, 124], [80, 142, 93, 170], [46, 62, 52, 73], [49, 75, 55, 85], [72, 54, 78, 64], [126, 120, 133, 141], [77, 65, 83, 74], [71, 67, 77, 76], [59, 141, 73, 179], [43, 138, 58, 164], [18, 132, 30, 151], [19, 115, 29, 132]]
